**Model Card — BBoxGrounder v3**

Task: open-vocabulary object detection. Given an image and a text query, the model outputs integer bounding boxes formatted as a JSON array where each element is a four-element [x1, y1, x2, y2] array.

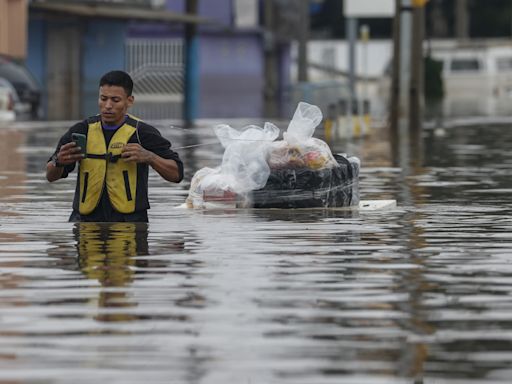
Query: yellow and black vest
[[78, 116, 139, 215]]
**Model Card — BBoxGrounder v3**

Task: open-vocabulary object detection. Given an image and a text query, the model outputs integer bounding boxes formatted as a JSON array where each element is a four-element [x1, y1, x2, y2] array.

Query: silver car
[[0, 77, 17, 121]]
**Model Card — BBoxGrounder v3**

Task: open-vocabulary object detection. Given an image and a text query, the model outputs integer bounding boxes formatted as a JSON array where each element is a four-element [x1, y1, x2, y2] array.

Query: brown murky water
[[0, 119, 512, 383]]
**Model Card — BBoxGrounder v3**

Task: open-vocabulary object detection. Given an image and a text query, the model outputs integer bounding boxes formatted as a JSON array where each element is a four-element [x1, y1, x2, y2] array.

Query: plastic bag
[[267, 102, 338, 171], [185, 102, 360, 209], [283, 101, 323, 145], [254, 102, 360, 208], [185, 122, 279, 209], [215, 122, 279, 192]]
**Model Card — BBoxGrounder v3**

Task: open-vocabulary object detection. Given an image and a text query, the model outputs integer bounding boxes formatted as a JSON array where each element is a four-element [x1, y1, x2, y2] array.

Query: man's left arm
[[121, 143, 182, 182]]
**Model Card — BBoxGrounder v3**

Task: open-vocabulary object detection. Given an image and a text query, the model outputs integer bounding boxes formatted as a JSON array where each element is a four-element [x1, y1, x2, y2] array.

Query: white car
[[376, 40, 512, 118], [0, 77, 17, 121]]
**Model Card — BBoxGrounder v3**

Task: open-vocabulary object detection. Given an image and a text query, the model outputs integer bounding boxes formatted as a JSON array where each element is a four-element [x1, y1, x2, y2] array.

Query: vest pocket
[[123, 170, 133, 201], [81, 172, 89, 203]]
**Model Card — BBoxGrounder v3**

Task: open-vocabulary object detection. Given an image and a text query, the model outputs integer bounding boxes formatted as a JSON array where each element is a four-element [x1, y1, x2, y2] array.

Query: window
[[450, 58, 480, 72], [496, 57, 512, 71]]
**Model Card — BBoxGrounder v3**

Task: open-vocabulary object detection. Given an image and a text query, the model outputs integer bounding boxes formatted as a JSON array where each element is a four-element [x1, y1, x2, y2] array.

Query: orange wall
[[0, 0, 27, 59]]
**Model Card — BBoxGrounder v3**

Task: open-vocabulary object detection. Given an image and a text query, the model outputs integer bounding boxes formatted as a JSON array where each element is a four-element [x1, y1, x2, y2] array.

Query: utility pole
[[346, 16, 358, 125], [360, 24, 370, 119], [263, 0, 279, 118], [399, 0, 412, 120], [390, 0, 413, 167], [389, 0, 401, 165], [455, 0, 469, 40], [430, 0, 448, 37], [389, 0, 427, 167], [409, 1, 425, 166], [297, 0, 309, 83], [184, 0, 199, 127]]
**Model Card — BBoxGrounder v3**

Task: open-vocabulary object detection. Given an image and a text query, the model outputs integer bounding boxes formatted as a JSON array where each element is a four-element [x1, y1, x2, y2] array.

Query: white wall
[[290, 40, 393, 118], [290, 39, 393, 81]]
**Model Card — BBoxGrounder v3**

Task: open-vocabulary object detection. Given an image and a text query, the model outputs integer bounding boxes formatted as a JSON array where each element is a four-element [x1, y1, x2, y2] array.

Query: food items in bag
[[304, 151, 329, 170], [266, 140, 334, 171], [267, 142, 305, 170]]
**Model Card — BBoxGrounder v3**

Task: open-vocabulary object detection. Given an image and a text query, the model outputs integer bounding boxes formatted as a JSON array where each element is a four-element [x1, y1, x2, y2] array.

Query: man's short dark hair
[[99, 70, 134, 96]]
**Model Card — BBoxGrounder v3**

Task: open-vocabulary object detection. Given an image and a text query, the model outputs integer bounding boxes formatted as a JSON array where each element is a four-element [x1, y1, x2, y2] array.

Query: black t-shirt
[[50, 116, 183, 222]]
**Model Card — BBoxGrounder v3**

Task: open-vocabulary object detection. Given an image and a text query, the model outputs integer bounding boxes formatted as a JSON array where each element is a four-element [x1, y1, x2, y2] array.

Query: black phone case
[[72, 134, 87, 157]]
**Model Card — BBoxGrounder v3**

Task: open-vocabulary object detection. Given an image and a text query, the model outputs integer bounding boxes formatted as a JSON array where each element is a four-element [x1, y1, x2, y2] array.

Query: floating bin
[[251, 154, 360, 209]]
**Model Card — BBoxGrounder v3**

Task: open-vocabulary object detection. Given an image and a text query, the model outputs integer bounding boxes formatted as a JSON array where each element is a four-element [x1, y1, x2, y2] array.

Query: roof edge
[[29, 2, 211, 24]]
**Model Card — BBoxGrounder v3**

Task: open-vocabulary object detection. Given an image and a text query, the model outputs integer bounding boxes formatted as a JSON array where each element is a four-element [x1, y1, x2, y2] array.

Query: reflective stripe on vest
[[78, 120, 137, 215]]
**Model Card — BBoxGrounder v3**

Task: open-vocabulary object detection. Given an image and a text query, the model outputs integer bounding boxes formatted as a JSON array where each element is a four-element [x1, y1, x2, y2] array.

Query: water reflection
[[74, 223, 146, 322], [0, 128, 27, 203], [70, 222, 195, 324]]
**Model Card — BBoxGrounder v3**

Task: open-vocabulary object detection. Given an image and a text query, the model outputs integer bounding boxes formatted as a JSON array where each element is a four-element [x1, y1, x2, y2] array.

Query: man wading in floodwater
[[46, 70, 183, 222]]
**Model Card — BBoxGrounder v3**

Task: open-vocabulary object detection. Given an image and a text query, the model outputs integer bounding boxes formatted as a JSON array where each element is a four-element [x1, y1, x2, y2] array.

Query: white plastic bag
[[283, 101, 323, 146], [186, 122, 279, 208], [185, 102, 348, 209], [214, 122, 280, 192], [268, 102, 337, 171]]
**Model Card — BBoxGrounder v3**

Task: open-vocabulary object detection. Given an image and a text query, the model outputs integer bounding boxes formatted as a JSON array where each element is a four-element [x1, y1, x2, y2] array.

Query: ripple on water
[[1, 122, 512, 382]]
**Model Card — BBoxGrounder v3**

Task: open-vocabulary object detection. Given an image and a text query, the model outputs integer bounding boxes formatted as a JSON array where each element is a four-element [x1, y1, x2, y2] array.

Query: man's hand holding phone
[[54, 134, 87, 166], [71, 133, 87, 158]]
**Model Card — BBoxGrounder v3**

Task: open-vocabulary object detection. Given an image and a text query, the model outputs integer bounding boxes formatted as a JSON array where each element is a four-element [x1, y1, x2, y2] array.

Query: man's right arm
[[46, 160, 65, 182], [46, 142, 85, 182]]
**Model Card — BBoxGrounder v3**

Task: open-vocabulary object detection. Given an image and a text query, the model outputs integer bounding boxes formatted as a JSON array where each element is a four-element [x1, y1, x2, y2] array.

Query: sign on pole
[[412, 0, 429, 7], [343, 0, 395, 18]]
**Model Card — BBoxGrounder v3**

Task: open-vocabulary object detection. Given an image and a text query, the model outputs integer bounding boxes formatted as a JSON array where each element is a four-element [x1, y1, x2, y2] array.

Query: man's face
[[98, 85, 134, 126]]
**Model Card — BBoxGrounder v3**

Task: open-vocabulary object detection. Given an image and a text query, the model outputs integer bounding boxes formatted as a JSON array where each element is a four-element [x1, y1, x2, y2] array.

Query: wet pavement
[[0, 118, 512, 383]]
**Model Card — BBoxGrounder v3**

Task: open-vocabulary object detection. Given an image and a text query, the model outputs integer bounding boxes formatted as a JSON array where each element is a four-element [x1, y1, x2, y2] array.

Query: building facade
[[24, 0, 292, 121]]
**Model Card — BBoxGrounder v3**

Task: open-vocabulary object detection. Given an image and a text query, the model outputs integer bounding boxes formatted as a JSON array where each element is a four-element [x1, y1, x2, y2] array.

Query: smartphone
[[71, 133, 87, 158]]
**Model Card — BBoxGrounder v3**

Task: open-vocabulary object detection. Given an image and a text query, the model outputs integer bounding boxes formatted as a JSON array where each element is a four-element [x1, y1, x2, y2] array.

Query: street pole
[[263, 0, 278, 118], [184, 0, 199, 127], [391, 0, 427, 168], [455, 0, 469, 40], [346, 16, 357, 136], [297, 0, 309, 83], [360, 24, 369, 135], [390, 0, 401, 166], [409, 2, 425, 166], [399, 0, 412, 120]]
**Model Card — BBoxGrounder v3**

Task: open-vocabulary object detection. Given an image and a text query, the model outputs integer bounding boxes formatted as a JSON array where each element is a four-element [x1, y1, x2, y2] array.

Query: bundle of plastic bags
[[185, 122, 280, 209], [266, 102, 338, 171], [185, 102, 360, 209]]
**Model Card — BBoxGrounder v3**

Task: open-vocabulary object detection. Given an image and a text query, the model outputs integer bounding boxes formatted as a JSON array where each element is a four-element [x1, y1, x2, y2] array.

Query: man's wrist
[[50, 154, 64, 168], [147, 151, 157, 166]]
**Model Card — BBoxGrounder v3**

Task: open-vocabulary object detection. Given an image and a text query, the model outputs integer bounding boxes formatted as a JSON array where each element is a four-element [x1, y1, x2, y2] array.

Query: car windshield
[[496, 57, 512, 71], [0, 60, 39, 91], [450, 58, 481, 72], [0, 78, 20, 101]]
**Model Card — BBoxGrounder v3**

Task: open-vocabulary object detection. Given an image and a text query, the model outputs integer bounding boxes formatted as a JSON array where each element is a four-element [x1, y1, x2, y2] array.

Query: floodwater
[[0, 118, 512, 384]]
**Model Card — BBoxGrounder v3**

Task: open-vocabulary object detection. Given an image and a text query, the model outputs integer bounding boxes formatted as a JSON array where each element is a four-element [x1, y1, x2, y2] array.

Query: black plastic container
[[251, 154, 359, 209]]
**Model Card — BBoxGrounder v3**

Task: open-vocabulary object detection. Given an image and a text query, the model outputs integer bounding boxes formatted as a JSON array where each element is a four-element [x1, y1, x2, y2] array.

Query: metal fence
[[125, 38, 184, 120]]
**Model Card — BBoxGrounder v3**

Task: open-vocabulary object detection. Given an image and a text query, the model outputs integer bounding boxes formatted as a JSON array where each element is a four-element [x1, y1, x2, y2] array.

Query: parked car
[[0, 77, 18, 121], [0, 56, 41, 119], [376, 40, 512, 117], [0, 76, 31, 115]]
